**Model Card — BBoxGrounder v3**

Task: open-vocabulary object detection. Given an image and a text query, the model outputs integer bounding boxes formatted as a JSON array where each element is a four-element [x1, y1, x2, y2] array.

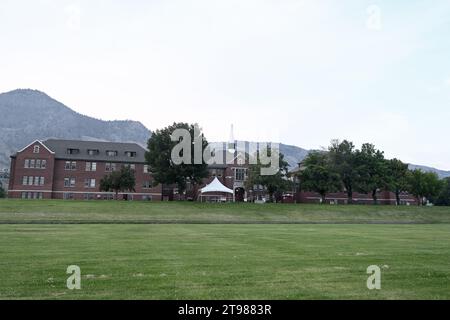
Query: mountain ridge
[[0, 89, 449, 179]]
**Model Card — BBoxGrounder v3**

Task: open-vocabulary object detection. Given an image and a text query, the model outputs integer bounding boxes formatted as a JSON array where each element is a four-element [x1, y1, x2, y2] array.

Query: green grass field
[[0, 200, 449, 300]]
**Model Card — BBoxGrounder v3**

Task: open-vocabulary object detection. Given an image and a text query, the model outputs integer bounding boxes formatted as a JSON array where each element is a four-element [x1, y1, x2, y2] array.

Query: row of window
[[24, 159, 47, 169], [63, 178, 152, 189], [64, 161, 149, 173], [22, 192, 43, 199], [62, 193, 151, 201], [66, 148, 137, 158], [22, 176, 45, 186]]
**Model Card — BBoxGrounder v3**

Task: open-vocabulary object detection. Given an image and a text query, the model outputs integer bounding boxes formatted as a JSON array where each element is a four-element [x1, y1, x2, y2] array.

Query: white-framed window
[[143, 165, 150, 173], [63, 193, 74, 200], [84, 179, 96, 188], [142, 181, 151, 189], [105, 163, 116, 172], [22, 176, 28, 185], [87, 149, 99, 156], [125, 151, 137, 158], [39, 177, 45, 186], [24, 159, 30, 168], [33, 145, 40, 153], [85, 162, 97, 172], [64, 178, 76, 188], [106, 150, 118, 157], [34, 177, 40, 186], [29, 159, 35, 169], [28, 176, 34, 185], [65, 161, 77, 170], [41, 160, 47, 169]]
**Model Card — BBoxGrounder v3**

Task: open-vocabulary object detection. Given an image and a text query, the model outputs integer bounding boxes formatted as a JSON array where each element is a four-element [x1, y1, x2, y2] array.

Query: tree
[[354, 143, 387, 204], [298, 151, 341, 204], [328, 140, 358, 204], [385, 158, 409, 205], [246, 149, 290, 203], [407, 169, 443, 206], [145, 122, 209, 200], [100, 165, 136, 200], [0, 181, 5, 198], [435, 178, 450, 206]]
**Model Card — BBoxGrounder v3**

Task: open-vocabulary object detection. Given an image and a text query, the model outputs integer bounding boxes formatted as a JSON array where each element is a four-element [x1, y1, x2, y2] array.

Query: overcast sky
[[1, 0, 450, 170]]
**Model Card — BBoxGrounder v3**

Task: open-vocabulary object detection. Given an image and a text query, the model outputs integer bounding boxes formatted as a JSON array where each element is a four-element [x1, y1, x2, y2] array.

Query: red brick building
[[8, 139, 162, 200]]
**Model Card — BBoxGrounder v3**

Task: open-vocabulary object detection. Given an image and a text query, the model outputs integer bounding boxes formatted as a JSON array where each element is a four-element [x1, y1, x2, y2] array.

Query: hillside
[[0, 89, 448, 179], [0, 89, 151, 170]]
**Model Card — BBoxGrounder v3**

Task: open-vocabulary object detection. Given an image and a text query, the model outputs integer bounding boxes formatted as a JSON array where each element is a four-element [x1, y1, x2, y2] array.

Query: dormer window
[[106, 150, 118, 157], [33, 145, 40, 153], [67, 148, 80, 155], [125, 151, 137, 158], [87, 149, 100, 156]]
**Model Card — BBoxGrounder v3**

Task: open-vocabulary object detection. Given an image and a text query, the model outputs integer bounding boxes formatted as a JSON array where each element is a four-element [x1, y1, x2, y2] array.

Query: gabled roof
[[16, 140, 56, 154], [41, 139, 147, 163]]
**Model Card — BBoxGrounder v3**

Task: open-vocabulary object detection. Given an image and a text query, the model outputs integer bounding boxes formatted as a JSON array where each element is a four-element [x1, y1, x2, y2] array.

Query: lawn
[[0, 224, 449, 300], [0, 200, 449, 300], [0, 199, 449, 224]]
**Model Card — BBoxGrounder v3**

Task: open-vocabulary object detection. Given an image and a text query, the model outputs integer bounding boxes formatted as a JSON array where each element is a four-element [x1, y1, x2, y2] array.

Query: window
[[63, 193, 74, 200], [85, 162, 97, 172], [21, 192, 26, 199], [127, 164, 136, 170], [125, 151, 137, 158], [87, 149, 100, 156], [64, 178, 76, 188], [235, 168, 246, 181], [106, 150, 118, 157], [24, 159, 30, 168], [22, 176, 28, 185], [33, 145, 40, 153], [28, 176, 34, 185], [143, 165, 150, 173], [39, 177, 45, 186], [65, 161, 77, 170], [142, 195, 152, 201], [34, 177, 40, 186], [67, 148, 80, 155], [84, 179, 96, 188], [29, 159, 35, 169], [84, 193, 94, 200], [142, 181, 152, 189], [105, 163, 116, 172], [41, 160, 47, 169], [36, 159, 41, 169]]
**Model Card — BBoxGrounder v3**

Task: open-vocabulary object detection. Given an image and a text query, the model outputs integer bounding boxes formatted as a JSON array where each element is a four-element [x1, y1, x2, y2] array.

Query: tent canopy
[[200, 177, 234, 194]]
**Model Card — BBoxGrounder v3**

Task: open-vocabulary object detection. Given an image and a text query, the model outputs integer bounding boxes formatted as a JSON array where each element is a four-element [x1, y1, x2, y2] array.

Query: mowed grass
[[0, 199, 450, 224], [0, 224, 449, 300]]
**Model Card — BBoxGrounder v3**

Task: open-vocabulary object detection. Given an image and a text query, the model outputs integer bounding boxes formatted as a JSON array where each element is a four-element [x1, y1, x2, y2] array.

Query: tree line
[[298, 139, 449, 206], [77, 122, 450, 207]]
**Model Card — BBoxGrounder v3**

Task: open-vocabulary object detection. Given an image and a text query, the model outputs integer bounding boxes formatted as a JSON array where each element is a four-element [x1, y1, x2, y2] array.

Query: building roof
[[42, 139, 147, 163]]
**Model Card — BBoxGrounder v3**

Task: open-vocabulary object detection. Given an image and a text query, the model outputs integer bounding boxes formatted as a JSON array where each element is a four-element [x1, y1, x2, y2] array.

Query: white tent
[[200, 177, 234, 194]]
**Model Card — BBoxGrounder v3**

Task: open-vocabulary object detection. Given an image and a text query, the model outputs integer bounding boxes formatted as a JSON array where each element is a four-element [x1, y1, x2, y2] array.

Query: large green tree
[[298, 151, 341, 204], [246, 148, 290, 203], [145, 122, 209, 199], [435, 177, 450, 206], [407, 169, 443, 206], [328, 140, 358, 204], [355, 143, 388, 204], [0, 181, 5, 198], [100, 165, 136, 200], [385, 158, 410, 205]]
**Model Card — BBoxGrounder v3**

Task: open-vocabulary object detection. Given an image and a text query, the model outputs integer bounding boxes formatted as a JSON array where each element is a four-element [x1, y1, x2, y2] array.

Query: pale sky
[[1, 0, 450, 170]]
